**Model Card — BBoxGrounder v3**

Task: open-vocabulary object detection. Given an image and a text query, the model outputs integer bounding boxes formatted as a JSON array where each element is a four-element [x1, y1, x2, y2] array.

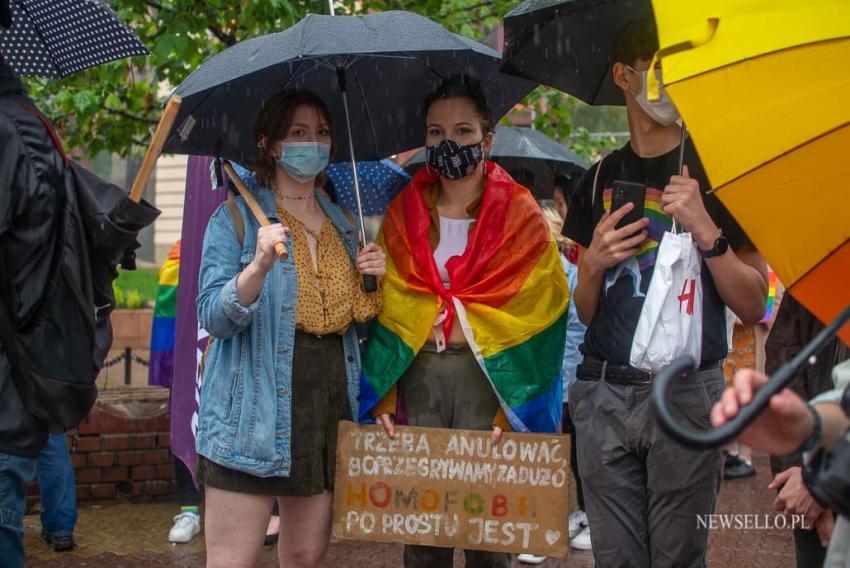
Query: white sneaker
[[169, 511, 201, 543], [568, 510, 588, 539], [570, 526, 592, 551], [517, 553, 547, 564]]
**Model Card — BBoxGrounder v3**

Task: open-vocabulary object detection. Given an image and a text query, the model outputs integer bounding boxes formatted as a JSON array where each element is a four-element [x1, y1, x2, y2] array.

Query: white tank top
[[433, 216, 473, 287]]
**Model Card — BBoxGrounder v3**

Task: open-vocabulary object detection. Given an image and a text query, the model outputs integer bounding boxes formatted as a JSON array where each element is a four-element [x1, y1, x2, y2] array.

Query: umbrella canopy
[[162, 10, 536, 164], [650, 0, 850, 344], [230, 159, 409, 217], [405, 125, 587, 197], [326, 160, 410, 216], [501, 0, 651, 106], [0, 0, 149, 78]]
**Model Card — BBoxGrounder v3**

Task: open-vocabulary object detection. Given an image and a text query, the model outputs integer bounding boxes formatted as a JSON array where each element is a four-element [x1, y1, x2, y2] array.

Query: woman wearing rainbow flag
[[361, 76, 570, 568]]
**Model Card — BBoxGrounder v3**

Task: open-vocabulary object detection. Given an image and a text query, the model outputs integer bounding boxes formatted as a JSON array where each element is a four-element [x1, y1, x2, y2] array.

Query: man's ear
[[612, 62, 634, 94]]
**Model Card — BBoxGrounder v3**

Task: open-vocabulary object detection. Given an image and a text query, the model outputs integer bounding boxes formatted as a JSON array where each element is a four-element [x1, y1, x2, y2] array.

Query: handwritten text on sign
[[332, 422, 571, 557]]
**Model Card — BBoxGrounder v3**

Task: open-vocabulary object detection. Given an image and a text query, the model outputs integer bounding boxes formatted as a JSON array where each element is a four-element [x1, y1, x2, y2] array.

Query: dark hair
[[553, 175, 575, 204], [252, 89, 334, 188], [423, 75, 495, 133], [553, 175, 571, 192], [611, 17, 658, 67]]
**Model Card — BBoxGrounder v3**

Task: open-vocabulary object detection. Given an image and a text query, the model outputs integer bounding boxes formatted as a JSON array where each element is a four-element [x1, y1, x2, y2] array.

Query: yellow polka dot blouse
[[277, 207, 381, 335]]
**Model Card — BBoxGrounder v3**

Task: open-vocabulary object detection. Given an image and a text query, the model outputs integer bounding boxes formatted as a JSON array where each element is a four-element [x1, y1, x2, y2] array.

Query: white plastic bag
[[629, 231, 703, 372]]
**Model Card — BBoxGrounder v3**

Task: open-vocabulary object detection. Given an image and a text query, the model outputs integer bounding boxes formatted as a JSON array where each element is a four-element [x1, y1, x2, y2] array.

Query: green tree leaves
[[24, 0, 619, 162]]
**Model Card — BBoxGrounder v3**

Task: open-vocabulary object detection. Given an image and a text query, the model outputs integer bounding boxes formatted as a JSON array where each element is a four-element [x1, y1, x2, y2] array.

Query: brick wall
[[28, 388, 178, 503]]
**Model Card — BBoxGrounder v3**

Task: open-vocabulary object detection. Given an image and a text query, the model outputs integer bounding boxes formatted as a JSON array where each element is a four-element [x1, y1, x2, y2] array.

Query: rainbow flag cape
[[360, 163, 569, 433], [149, 241, 180, 387]]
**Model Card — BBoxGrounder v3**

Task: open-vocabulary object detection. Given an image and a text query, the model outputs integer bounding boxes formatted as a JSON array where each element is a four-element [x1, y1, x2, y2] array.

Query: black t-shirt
[[563, 139, 750, 365]]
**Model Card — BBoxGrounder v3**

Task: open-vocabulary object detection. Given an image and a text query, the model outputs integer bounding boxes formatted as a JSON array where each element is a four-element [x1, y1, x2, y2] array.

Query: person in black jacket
[[0, 54, 67, 565]]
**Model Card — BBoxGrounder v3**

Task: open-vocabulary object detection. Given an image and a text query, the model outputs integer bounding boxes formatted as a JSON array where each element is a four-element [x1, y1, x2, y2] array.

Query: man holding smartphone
[[562, 17, 769, 568]]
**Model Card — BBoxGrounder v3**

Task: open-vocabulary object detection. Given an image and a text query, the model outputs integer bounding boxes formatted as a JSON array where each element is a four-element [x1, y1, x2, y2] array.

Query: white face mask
[[627, 66, 681, 126]]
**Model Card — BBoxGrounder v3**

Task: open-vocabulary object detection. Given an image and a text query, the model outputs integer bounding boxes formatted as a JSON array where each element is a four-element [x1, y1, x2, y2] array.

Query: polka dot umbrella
[[0, 0, 149, 78]]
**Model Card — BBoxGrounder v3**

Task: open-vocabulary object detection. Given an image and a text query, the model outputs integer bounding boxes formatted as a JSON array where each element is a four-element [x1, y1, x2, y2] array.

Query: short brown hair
[[611, 17, 658, 67], [252, 89, 334, 188]]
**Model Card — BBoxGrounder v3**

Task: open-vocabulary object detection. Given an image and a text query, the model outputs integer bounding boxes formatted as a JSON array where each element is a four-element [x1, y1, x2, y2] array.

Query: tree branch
[[142, 0, 236, 46], [207, 23, 237, 47], [106, 107, 159, 125]]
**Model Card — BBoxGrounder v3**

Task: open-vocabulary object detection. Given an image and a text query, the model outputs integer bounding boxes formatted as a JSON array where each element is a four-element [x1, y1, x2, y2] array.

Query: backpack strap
[[591, 156, 606, 208], [224, 199, 245, 246], [11, 98, 69, 166]]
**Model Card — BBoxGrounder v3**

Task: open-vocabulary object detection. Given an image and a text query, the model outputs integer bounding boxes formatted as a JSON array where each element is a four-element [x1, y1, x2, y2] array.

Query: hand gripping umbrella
[[643, 1, 850, 448], [161, 10, 535, 291]]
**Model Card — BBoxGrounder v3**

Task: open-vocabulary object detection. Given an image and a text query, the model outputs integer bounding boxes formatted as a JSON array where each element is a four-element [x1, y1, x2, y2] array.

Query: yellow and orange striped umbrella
[[649, 0, 850, 343]]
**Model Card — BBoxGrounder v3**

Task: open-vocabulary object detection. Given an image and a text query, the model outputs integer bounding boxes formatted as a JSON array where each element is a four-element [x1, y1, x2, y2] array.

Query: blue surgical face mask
[[276, 141, 331, 183]]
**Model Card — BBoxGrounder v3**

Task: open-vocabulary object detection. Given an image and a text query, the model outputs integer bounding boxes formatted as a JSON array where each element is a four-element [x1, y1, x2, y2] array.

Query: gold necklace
[[273, 185, 314, 200]]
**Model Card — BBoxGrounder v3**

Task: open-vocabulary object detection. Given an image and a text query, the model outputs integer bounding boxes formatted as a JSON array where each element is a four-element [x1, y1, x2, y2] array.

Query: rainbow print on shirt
[[602, 187, 673, 297]]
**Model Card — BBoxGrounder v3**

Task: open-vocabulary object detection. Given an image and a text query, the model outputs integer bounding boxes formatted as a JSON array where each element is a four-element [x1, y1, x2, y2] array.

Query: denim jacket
[[195, 187, 362, 477], [562, 255, 586, 403]]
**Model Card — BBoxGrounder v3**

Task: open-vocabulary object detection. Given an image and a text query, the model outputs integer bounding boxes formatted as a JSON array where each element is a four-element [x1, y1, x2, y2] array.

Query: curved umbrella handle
[[652, 303, 850, 450]]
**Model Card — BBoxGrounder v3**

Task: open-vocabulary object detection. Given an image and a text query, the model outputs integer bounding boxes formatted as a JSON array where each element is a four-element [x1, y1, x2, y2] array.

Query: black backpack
[[0, 101, 159, 431]]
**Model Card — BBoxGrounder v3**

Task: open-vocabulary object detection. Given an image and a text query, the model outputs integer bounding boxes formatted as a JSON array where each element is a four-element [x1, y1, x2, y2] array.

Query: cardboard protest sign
[[332, 421, 571, 557]]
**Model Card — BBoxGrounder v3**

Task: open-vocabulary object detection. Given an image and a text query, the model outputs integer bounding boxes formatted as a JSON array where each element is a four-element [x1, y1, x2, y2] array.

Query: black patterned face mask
[[425, 139, 484, 180]]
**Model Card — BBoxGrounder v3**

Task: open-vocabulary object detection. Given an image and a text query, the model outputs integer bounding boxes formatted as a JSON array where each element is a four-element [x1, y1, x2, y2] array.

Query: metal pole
[[336, 67, 378, 293], [124, 347, 132, 386], [328, 0, 335, 16], [336, 70, 368, 249]]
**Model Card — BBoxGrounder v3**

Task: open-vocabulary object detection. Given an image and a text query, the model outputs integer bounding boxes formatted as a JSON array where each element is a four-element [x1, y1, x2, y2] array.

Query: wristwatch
[[699, 232, 729, 258]]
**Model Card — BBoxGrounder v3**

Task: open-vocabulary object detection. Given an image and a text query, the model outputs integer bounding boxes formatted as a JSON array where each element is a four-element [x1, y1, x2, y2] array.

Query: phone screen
[[611, 180, 646, 231]]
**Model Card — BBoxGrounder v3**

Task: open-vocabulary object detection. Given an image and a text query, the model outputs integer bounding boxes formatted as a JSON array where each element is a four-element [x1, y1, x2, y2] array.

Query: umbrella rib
[[712, 119, 850, 193], [347, 65, 381, 159], [787, 236, 850, 290], [14, 2, 62, 76], [283, 57, 315, 90]]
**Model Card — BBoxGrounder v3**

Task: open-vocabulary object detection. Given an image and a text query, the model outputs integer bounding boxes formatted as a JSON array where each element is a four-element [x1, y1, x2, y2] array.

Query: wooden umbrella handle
[[223, 162, 288, 260], [129, 95, 183, 203]]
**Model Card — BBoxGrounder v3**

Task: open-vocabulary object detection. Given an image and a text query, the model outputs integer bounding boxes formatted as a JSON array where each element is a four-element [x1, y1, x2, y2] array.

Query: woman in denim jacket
[[195, 89, 385, 568]]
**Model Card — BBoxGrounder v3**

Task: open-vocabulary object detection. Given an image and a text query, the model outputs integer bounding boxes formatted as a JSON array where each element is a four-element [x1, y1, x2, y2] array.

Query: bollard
[[124, 347, 132, 385]]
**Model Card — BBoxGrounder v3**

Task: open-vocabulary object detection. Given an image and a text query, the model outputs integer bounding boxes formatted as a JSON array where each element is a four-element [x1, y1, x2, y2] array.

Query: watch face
[[716, 236, 729, 255]]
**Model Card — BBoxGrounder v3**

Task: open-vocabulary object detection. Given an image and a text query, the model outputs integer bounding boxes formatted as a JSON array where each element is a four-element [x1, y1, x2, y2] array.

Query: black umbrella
[[405, 125, 587, 198], [163, 10, 535, 291], [163, 11, 535, 165], [501, 0, 651, 106], [0, 0, 149, 78]]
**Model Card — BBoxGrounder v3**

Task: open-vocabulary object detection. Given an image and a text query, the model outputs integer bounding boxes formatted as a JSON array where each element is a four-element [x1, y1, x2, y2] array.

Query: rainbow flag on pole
[[360, 163, 569, 433], [149, 241, 180, 387]]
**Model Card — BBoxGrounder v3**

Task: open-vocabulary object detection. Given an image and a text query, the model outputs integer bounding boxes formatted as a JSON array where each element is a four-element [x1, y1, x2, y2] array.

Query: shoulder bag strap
[[224, 199, 245, 246]]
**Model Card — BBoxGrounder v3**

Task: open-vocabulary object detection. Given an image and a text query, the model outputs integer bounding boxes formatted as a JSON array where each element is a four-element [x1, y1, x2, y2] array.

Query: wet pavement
[[25, 452, 794, 567]]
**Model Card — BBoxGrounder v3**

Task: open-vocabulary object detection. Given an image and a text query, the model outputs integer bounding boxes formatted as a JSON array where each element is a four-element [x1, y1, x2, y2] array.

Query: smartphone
[[611, 180, 646, 230]]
